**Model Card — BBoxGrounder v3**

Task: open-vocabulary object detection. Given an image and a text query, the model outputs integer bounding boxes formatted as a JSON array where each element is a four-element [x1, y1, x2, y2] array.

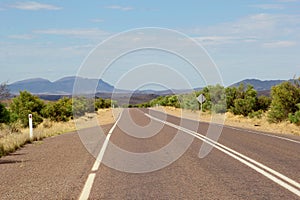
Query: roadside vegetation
[[1, 78, 300, 157], [0, 83, 116, 157], [133, 77, 300, 127]]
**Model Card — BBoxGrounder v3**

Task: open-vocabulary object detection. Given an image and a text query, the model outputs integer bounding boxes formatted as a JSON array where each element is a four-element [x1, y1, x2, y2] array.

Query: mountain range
[[230, 79, 288, 91], [8, 77, 289, 96], [8, 76, 114, 95]]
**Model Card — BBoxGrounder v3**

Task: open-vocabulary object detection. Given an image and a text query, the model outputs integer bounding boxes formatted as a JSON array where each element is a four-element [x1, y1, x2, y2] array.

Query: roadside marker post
[[28, 114, 33, 139], [197, 94, 206, 112]]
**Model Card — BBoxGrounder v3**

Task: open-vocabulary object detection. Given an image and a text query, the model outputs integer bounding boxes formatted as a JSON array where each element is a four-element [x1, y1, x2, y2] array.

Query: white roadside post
[[197, 94, 206, 112], [28, 114, 33, 139]]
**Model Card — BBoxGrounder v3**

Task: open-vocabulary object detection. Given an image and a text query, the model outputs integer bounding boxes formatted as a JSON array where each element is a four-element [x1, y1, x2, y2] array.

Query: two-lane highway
[[0, 108, 299, 199], [80, 108, 300, 199]]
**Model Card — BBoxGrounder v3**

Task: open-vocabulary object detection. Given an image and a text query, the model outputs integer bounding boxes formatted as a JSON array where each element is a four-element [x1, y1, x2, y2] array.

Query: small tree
[[268, 81, 300, 122], [10, 91, 45, 127], [231, 85, 257, 116]]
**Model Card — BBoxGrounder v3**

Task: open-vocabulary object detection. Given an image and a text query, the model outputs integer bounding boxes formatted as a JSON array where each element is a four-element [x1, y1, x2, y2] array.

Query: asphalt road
[[0, 108, 299, 199]]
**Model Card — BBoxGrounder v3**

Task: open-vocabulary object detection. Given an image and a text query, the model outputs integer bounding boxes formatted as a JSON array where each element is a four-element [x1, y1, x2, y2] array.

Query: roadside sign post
[[197, 94, 206, 112], [28, 114, 33, 139]]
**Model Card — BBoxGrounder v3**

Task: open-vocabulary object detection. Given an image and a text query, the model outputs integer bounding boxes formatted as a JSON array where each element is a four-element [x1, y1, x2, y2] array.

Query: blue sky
[[0, 0, 299, 89]]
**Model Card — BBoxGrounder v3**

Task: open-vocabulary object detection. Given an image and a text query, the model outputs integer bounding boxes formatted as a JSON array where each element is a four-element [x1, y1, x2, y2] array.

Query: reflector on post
[[28, 114, 33, 139]]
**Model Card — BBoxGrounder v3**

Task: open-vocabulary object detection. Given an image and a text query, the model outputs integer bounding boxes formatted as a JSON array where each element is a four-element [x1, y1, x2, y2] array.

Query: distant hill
[[8, 76, 114, 95], [8, 78, 53, 94], [230, 79, 288, 91], [8, 77, 291, 102]]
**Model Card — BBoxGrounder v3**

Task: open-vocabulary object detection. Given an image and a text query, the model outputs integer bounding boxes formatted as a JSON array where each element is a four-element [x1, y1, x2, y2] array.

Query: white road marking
[[79, 111, 122, 200], [78, 173, 96, 200], [149, 108, 300, 144], [91, 116, 120, 172], [145, 113, 300, 197]]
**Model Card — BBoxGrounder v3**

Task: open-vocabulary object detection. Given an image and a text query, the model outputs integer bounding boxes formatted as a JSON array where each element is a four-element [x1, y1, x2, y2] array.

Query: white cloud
[[9, 1, 61, 10], [60, 44, 95, 55], [195, 36, 259, 46], [8, 34, 34, 40], [195, 36, 239, 45], [263, 40, 296, 48], [34, 28, 109, 39], [250, 4, 285, 10], [190, 13, 300, 41], [0, 41, 94, 61], [105, 5, 134, 11]]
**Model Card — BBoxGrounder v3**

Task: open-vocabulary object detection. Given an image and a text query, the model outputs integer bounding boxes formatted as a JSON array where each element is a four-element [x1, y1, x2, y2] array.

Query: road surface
[[0, 108, 299, 199]]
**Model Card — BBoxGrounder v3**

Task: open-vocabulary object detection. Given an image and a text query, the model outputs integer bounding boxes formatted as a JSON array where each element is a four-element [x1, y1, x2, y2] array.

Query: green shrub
[[289, 112, 300, 125], [257, 96, 271, 111], [288, 103, 300, 125], [0, 103, 10, 123], [268, 81, 300, 122], [179, 94, 199, 110], [230, 85, 258, 116], [249, 110, 263, 119], [225, 87, 238, 110], [42, 97, 73, 122], [95, 98, 115, 110], [212, 103, 227, 113], [231, 96, 257, 116], [72, 97, 96, 117], [10, 91, 45, 127]]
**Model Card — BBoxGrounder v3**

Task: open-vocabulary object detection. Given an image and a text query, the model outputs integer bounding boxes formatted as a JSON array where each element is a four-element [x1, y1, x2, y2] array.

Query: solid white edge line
[[79, 110, 123, 200], [78, 173, 96, 200], [148, 108, 300, 144], [167, 120, 300, 190], [92, 110, 123, 172], [148, 109, 300, 188], [145, 113, 300, 197], [91, 133, 112, 172]]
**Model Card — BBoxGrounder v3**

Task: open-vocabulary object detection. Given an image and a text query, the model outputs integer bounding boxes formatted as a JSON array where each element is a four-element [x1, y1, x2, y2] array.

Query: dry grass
[[97, 107, 122, 125], [0, 108, 118, 157], [0, 119, 77, 157], [152, 106, 300, 136]]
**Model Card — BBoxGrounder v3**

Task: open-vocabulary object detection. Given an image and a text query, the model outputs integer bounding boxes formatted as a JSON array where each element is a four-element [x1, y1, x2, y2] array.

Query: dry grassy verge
[[0, 108, 117, 157], [152, 106, 300, 136]]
